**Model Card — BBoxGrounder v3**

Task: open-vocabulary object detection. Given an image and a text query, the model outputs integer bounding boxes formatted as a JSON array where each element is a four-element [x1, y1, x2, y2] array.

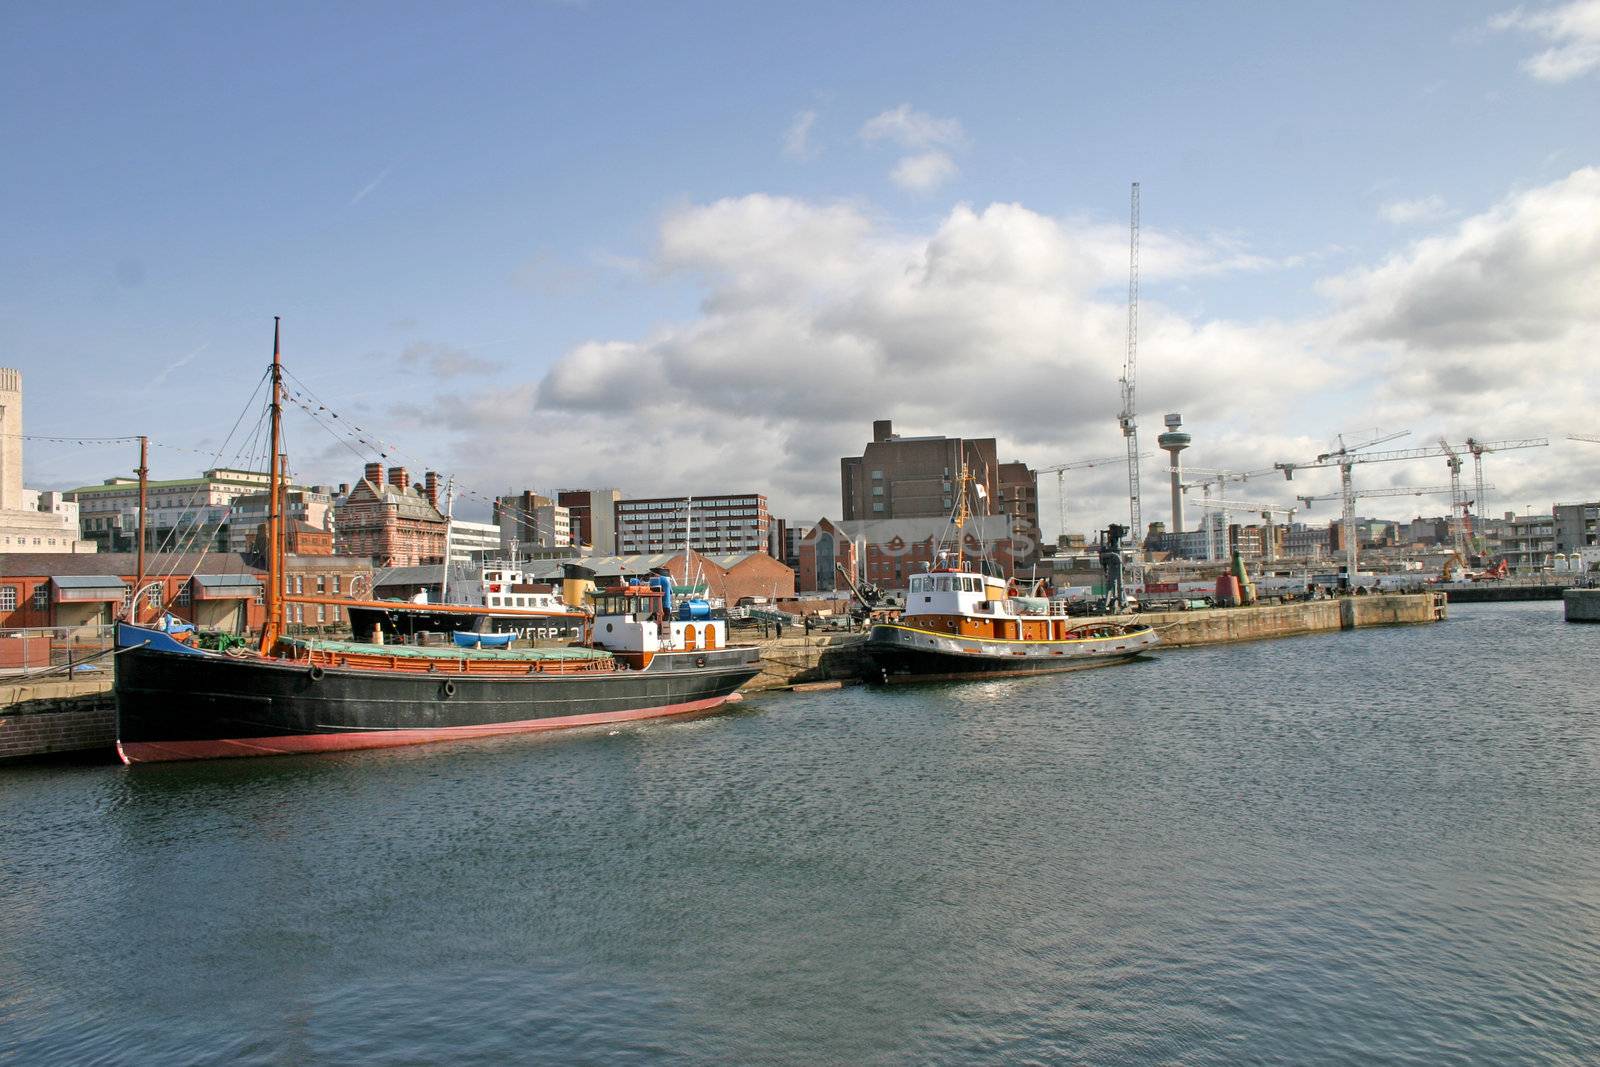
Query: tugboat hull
[[864, 621, 1157, 684], [115, 643, 760, 763]]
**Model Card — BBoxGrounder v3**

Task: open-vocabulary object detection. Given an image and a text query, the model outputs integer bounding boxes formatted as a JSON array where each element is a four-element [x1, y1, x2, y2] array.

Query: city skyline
[[3, 3, 1597, 532]]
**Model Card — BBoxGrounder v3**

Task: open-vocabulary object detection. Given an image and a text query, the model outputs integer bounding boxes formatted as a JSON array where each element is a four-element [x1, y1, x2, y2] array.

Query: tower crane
[[1177, 466, 1282, 560], [1439, 438, 1469, 556], [1038, 452, 1150, 545], [1293, 483, 1489, 508], [1184, 497, 1297, 562], [1117, 182, 1142, 551], [1276, 433, 1548, 580], [1570, 433, 1600, 445]]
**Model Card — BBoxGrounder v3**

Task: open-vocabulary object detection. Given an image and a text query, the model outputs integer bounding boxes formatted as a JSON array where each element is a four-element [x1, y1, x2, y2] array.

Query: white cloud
[[861, 104, 967, 192], [384, 170, 1600, 536], [859, 104, 966, 149], [1380, 195, 1449, 224], [783, 109, 819, 161], [890, 150, 958, 192], [1490, 0, 1600, 81]]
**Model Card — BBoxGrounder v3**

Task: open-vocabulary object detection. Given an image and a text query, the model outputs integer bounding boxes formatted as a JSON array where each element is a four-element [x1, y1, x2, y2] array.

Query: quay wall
[[1565, 589, 1600, 623], [748, 632, 870, 692], [0, 677, 115, 762], [1142, 592, 1445, 649]]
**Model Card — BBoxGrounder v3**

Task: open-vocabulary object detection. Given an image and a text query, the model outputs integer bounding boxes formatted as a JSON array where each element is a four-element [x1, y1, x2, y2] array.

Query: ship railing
[[0, 625, 116, 677]]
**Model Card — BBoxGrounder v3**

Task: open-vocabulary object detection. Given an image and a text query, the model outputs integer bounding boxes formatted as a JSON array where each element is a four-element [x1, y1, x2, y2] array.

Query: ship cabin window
[[592, 593, 654, 620], [935, 576, 952, 592]]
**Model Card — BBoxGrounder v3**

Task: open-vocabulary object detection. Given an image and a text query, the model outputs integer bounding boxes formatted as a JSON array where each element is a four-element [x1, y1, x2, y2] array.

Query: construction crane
[[1438, 438, 1470, 556], [1185, 497, 1297, 562], [1570, 433, 1600, 444], [1276, 434, 1548, 580], [1294, 483, 1487, 508], [1117, 181, 1142, 550], [1275, 430, 1410, 579], [1177, 466, 1283, 560], [1038, 452, 1148, 545]]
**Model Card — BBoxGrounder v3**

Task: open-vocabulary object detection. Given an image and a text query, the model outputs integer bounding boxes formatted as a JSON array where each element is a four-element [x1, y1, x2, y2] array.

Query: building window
[[332, 575, 341, 594], [872, 503, 885, 513], [31, 585, 48, 610], [147, 586, 161, 607], [175, 583, 191, 606], [0, 586, 15, 611], [316, 605, 325, 624], [871, 470, 883, 480], [316, 574, 326, 593]]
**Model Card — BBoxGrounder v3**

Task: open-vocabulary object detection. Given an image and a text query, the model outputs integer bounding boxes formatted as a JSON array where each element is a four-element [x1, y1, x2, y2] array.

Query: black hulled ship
[[114, 321, 760, 763]]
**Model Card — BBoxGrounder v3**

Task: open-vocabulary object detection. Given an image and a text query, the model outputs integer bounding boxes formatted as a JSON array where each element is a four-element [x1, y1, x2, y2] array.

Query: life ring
[[695, 655, 707, 668], [308, 664, 325, 681], [442, 680, 456, 699]]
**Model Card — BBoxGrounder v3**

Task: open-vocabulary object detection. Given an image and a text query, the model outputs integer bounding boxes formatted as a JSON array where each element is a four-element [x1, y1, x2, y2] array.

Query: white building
[[0, 369, 97, 554], [447, 518, 502, 563]]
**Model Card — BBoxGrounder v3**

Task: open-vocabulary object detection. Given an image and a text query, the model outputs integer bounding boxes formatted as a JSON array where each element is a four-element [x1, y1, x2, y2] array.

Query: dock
[[1565, 588, 1600, 622], [1, 593, 1449, 761]]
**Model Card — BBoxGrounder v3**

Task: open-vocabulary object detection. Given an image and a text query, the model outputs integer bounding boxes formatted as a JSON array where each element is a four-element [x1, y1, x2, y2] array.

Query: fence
[[0, 625, 117, 677]]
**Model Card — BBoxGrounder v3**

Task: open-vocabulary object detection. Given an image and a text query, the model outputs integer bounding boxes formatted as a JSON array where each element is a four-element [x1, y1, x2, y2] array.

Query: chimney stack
[[424, 471, 440, 510], [363, 462, 383, 487], [338, 483, 350, 498], [873, 419, 894, 443], [388, 466, 409, 492]]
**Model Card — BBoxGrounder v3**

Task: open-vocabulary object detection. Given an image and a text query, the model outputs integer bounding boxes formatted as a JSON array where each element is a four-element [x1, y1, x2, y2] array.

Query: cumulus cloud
[[861, 104, 967, 192], [1490, 0, 1600, 81], [783, 109, 819, 160], [1380, 195, 1449, 224], [379, 170, 1600, 536]]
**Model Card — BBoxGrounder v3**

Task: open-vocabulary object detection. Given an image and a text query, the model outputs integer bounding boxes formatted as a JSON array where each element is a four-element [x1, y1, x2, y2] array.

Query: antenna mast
[[1118, 182, 1143, 549]]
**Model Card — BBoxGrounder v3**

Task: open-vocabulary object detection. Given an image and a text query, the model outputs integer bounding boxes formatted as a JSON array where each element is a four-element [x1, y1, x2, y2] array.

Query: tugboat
[[113, 320, 761, 763], [864, 468, 1158, 683]]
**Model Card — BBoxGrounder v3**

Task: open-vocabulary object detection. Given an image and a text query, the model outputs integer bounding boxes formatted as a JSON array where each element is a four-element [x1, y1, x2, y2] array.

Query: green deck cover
[[288, 638, 613, 664]]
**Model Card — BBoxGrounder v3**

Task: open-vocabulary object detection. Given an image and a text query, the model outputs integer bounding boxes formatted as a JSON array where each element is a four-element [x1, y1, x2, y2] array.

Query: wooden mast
[[259, 318, 284, 653], [133, 434, 148, 622]]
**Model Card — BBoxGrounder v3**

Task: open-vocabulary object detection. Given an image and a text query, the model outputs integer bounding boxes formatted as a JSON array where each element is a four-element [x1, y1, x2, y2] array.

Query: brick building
[[796, 514, 1016, 593], [557, 488, 621, 552], [0, 552, 370, 634], [334, 464, 448, 567], [839, 420, 1041, 564]]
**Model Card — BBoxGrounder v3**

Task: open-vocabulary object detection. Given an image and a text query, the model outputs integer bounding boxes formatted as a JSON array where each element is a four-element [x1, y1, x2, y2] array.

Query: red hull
[[117, 693, 740, 764]]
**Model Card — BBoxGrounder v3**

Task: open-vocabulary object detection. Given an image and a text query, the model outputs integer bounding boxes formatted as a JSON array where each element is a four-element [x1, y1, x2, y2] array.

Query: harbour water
[[4, 602, 1597, 1064]]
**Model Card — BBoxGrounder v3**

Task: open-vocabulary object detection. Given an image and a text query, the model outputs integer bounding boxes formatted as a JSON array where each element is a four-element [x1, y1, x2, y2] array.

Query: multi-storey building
[[839, 420, 1041, 565], [615, 494, 771, 555], [1553, 501, 1600, 555], [557, 488, 621, 552], [67, 467, 273, 552], [495, 491, 571, 553], [222, 487, 336, 553], [334, 464, 448, 567], [1500, 512, 1555, 572], [446, 519, 502, 563]]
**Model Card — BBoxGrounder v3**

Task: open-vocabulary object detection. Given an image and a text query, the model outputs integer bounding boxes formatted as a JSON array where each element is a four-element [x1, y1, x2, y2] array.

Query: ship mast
[[259, 318, 284, 654], [952, 464, 971, 570]]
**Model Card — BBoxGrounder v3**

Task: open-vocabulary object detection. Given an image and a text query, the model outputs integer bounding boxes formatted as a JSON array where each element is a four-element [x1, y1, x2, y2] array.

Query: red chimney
[[388, 466, 409, 492], [424, 471, 440, 510], [363, 462, 383, 486]]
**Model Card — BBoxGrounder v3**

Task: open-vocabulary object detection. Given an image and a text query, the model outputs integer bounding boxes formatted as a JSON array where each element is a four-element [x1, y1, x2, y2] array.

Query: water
[[4, 602, 1598, 1065]]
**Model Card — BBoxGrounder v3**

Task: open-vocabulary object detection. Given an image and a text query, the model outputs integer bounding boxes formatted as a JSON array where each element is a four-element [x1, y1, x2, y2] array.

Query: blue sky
[[4, 2, 1598, 530]]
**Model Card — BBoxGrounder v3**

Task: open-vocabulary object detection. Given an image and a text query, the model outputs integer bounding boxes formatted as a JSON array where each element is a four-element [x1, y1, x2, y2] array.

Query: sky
[[3, 0, 1599, 535]]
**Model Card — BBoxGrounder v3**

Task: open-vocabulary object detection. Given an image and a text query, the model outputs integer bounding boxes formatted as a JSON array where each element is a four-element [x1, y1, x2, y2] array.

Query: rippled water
[[4, 602, 1598, 1064]]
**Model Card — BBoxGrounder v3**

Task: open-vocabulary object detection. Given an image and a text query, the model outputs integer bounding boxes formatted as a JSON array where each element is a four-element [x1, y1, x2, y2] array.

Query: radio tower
[[1118, 182, 1143, 547]]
